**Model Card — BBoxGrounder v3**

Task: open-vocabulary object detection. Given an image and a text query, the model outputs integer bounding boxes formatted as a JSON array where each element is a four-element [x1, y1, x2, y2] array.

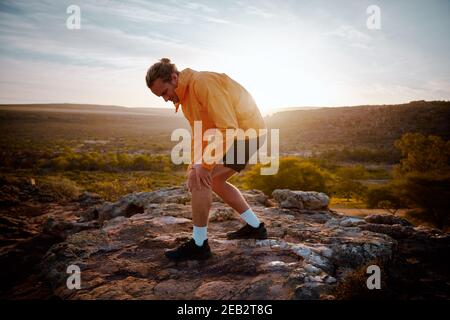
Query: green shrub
[[242, 156, 331, 195], [38, 176, 81, 200], [365, 183, 405, 212]]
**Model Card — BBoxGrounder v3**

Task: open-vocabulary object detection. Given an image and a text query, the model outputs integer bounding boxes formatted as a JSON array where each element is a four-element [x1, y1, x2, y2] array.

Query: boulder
[[272, 189, 329, 210]]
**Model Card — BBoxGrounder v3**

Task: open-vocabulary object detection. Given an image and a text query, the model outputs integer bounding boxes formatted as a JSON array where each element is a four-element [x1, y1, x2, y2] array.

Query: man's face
[[150, 72, 179, 103]]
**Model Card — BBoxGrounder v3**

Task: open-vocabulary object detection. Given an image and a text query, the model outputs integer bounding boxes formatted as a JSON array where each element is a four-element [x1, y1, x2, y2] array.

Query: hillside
[[267, 100, 450, 153], [1, 101, 449, 158], [0, 104, 178, 116], [0, 103, 188, 153]]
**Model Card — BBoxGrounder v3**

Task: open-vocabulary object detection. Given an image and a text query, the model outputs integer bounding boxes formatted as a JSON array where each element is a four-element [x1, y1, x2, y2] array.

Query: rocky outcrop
[[3, 186, 449, 300], [37, 187, 400, 300], [0, 199, 88, 297], [81, 187, 269, 224]]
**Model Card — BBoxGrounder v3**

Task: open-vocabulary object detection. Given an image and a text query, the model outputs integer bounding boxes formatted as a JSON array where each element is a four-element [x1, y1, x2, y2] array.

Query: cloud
[[0, 0, 448, 110], [0, 57, 158, 106], [326, 25, 371, 41], [0, 1, 224, 69], [244, 5, 275, 19], [180, 1, 218, 13]]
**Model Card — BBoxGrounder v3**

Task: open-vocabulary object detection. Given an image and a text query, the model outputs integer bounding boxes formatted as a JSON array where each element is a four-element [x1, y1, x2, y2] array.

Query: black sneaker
[[165, 238, 212, 261], [226, 222, 268, 240]]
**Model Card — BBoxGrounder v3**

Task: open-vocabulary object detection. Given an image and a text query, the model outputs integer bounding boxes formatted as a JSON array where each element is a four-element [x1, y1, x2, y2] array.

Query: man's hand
[[187, 165, 212, 191]]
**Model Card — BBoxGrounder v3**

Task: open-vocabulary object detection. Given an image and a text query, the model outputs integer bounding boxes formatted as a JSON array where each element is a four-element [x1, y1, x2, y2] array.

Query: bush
[[38, 176, 81, 200], [242, 157, 331, 195], [335, 165, 369, 180], [367, 185, 396, 208], [332, 177, 368, 201]]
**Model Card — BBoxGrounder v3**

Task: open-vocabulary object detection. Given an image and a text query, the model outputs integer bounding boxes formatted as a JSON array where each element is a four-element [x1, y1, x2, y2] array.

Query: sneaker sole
[[165, 252, 212, 261]]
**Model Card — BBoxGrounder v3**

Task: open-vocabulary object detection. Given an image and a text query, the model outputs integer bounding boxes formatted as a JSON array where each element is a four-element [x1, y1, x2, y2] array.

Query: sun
[[200, 23, 339, 115]]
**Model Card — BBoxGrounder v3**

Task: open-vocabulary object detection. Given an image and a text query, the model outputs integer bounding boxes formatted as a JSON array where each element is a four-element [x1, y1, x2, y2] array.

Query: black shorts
[[222, 134, 266, 173]]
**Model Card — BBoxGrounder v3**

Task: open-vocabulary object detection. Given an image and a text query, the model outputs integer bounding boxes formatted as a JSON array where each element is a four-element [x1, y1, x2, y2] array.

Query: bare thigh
[[211, 164, 237, 182]]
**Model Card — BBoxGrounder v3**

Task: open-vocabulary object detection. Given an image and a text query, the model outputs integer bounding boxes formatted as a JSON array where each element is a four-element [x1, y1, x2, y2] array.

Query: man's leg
[[190, 180, 212, 246], [165, 164, 264, 260], [164, 168, 214, 261], [190, 165, 246, 228], [188, 165, 234, 246], [211, 164, 250, 214], [211, 165, 265, 236]]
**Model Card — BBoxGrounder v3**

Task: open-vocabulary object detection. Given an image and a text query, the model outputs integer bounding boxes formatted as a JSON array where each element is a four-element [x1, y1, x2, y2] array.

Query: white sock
[[240, 208, 261, 228], [192, 226, 207, 247]]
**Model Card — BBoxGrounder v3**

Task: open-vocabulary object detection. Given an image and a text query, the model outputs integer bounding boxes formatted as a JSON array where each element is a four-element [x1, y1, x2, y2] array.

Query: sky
[[0, 0, 449, 115]]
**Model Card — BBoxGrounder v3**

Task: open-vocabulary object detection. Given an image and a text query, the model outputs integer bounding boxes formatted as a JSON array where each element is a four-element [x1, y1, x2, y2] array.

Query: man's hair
[[145, 58, 179, 88]]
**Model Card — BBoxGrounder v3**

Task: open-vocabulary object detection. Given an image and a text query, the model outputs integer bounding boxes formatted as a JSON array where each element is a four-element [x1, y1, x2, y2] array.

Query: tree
[[366, 184, 405, 214], [391, 133, 450, 228], [397, 173, 450, 229], [333, 178, 367, 202], [394, 133, 450, 176], [329, 165, 369, 201], [377, 200, 401, 215]]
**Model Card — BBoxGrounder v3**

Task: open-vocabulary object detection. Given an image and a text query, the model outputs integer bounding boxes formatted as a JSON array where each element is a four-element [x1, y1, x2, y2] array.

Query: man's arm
[[193, 77, 239, 171]]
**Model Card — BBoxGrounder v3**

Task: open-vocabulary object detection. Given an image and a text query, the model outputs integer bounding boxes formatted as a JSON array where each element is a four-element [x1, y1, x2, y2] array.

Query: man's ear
[[171, 72, 178, 84]]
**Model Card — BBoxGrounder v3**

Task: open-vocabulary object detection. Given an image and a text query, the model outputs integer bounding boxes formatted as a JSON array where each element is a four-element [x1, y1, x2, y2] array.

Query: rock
[[94, 187, 196, 223], [0, 233, 59, 293], [78, 206, 99, 222], [294, 283, 321, 300], [269, 226, 287, 238], [339, 217, 365, 227], [209, 208, 236, 222], [360, 223, 415, 239], [42, 217, 99, 240], [331, 239, 394, 268], [102, 216, 128, 231], [272, 189, 329, 210], [77, 192, 103, 208], [259, 260, 298, 273], [324, 218, 340, 228], [365, 214, 412, 226], [153, 279, 201, 299], [149, 216, 191, 226], [324, 276, 337, 284], [304, 264, 322, 275], [194, 281, 236, 299], [242, 189, 270, 206], [0, 215, 35, 241], [98, 201, 145, 224], [125, 187, 191, 206]]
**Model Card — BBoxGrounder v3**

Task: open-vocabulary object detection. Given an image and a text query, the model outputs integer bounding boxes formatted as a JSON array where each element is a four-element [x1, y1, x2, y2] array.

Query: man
[[146, 58, 268, 261]]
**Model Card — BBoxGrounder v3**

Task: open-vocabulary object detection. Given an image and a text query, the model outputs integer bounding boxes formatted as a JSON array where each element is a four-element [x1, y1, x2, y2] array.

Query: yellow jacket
[[174, 68, 266, 171]]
